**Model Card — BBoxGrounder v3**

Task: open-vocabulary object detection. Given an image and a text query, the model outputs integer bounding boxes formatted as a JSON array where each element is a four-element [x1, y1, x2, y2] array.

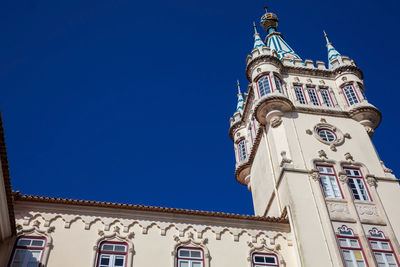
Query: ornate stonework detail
[[356, 204, 378, 217], [318, 150, 328, 159], [338, 172, 348, 184], [305, 129, 312, 135], [246, 243, 286, 267], [344, 152, 354, 162], [306, 78, 312, 83], [327, 202, 350, 215], [313, 122, 345, 147], [320, 118, 327, 123], [294, 77, 300, 82], [344, 133, 351, 139], [270, 116, 282, 128], [380, 161, 393, 173], [330, 144, 337, 151], [342, 76, 347, 82], [366, 174, 377, 187], [319, 80, 325, 85], [309, 169, 320, 181], [280, 151, 292, 167]]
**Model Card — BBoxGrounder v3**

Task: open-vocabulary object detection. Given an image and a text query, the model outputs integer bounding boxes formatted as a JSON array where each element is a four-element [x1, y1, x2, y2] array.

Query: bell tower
[[229, 7, 400, 267]]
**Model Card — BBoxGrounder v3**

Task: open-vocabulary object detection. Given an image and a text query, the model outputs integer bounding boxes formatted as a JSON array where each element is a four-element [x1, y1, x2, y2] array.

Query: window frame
[[252, 252, 279, 266], [368, 229, 399, 267], [336, 227, 369, 267], [342, 84, 361, 106], [96, 241, 128, 267], [319, 87, 335, 107], [176, 247, 204, 267], [317, 129, 337, 143], [9, 236, 46, 267], [316, 165, 343, 199], [293, 85, 308, 104], [256, 74, 274, 98], [236, 139, 247, 162], [306, 87, 321, 106], [343, 167, 372, 202]]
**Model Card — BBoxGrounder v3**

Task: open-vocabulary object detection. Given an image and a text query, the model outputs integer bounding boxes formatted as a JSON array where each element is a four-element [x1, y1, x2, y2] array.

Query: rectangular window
[[338, 236, 367, 267], [178, 248, 203, 267], [238, 140, 247, 161], [320, 88, 334, 107], [317, 166, 342, 199], [97, 242, 127, 267], [10, 237, 46, 267], [369, 239, 399, 267], [252, 253, 279, 266], [344, 168, 371, 201], [307, 87, 320, 106], [342, 85, 360, 106], [294, 86, 307, 104]]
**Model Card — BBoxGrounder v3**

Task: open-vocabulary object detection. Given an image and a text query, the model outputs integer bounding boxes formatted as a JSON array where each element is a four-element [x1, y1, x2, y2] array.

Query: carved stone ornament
[[280, 151, 292, 167], [319, 80, 325, 85], [309, 169, 320, 181], [380, 161, 393, 173], [342, 76, 347, 81], [270, 116, 282, 128], [318, 150, 328, 159], [294, 77, 300, 82], [338, 172, 348, 184], [366, 174, 377, 187], [344, 152, 354, 162], [313, 122, 345, 147], [306, 129, 312, 135]]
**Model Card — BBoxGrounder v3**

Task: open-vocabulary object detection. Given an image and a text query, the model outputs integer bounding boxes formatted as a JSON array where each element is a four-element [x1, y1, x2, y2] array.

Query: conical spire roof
[[253, 22, 266, 49], [324, 31, 342, 68], [236, 80, 244, 115], [260, 6, 300, 60]]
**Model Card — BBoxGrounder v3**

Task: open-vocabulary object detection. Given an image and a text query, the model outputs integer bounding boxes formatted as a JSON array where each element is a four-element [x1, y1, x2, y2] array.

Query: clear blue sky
[[1, 0, 399, 215]]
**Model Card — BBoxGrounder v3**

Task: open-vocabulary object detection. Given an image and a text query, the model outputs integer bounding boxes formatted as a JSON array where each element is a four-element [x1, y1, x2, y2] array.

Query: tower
[[229, 7, 400, 267]]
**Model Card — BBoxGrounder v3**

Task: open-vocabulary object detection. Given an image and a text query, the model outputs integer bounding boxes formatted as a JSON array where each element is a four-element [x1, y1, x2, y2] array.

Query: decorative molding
[[270, 116, 282, 128], [309, 169, 320, 181], [279, 151, 292, 167], [338, 172, 348, 184], [344, 153, 354, 162], [172, 235, 211, 267], [318, 150, 328, 159], [366, 174, 377, 187], [380, 161, 393, 174], [246, 242, 286, 267], [356, 204, 378, 217]]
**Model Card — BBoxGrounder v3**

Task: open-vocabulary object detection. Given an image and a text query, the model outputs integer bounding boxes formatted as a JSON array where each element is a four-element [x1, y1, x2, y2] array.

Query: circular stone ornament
[[313, 122, 344, 146]]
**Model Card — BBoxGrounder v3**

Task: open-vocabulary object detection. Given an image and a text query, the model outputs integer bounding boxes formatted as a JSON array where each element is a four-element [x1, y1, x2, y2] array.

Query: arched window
[[336, 226, 368, 267], [9, 236, 46, 267], [257, 75, 272, 97], [252, 253, 279, 266], [177, 247, 204, 267], [368, 228, 399, 267], [97, 241, 128, 267]]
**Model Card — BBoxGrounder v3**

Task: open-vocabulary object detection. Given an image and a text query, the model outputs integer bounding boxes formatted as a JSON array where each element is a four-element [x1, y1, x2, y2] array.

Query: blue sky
[[1, 0, 399, 215]]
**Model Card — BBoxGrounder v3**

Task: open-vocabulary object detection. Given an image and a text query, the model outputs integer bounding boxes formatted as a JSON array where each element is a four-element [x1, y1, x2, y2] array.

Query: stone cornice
[[246, 55, 283, 81], [13, 192, 289, 227]]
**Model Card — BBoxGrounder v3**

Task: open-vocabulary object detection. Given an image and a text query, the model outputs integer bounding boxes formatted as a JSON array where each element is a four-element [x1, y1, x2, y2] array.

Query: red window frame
[[252, 252, 279, 266], [316, 165, 344, 199], [176, 246, 205, 267], [319, 88, 335, 107], [293, 85, 308, 104], [8, 236, 47, 267], [306, 87, 321, 106], [96, 241, 128, 267], [368, 229, 400, 267], [341, 84, 361, 106], [343, 167, 372, 202], [256, 74, 274, 98], [336, 227, 369, 267]]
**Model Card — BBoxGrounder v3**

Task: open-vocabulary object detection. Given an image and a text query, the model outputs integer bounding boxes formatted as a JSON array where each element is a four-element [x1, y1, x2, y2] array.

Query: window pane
[[114, 256, 125, 267], [102, 244, 114, 251], [31, 240, 44, 247], [100, 255, 110, 265], [179, 261, 189, 267], [370, 241, 379, 250], [265, 256, 277, 263], [17, 239, 31, 246], [350, 239, 360, 248], [190, 251, 201, 258], [381, 242, 391, 251], [339, 239, 348, 247], [254, 256, 265, 263], [114, 245, 126, 252], [179, 250, 190, 257], [192, 262, 202, 267]]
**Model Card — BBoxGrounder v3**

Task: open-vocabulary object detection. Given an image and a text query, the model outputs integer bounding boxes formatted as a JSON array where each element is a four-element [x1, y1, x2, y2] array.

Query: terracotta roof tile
[[13, 192, 288, 223]]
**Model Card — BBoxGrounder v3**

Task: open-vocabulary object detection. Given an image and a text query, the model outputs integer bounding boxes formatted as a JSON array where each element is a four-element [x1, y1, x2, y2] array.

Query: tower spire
[[236, 80, 244, 115], [253, 22, 266, 49], [323, 31, 342, 69], [260, 7, 300, 60]]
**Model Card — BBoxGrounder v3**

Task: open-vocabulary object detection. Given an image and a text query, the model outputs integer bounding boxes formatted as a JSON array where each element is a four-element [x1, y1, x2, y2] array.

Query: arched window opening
[[342, 85, 360, 106], [368, 229, 399, 267], [336, 226, 368, 267], [97, 241, 128, 267], [10, 236, 46, 267], [257, 75, 272, 97], [177, 247, 204, 267]]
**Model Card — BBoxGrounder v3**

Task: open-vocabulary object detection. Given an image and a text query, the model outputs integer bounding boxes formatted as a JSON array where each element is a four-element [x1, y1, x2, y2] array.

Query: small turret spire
[[253, 22, 266, 49], [323, 31, 342, 69], [236, 80, 244, 115]]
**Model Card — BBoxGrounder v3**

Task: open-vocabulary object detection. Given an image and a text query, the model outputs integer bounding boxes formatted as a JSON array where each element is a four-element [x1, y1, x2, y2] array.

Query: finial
[[323, 30, 330, 44], [264, 6, 268, 13], [253, 21, 258, 34], [237, 80, 241, 94]]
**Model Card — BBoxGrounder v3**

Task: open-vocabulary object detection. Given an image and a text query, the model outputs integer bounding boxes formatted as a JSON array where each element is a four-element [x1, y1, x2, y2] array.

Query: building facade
[[0, 7, 399, 267]]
